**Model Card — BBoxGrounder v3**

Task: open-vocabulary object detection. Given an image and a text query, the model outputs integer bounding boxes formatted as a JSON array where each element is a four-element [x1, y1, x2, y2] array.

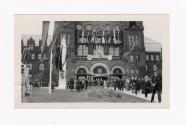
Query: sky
[[16, 15, 169, 44]]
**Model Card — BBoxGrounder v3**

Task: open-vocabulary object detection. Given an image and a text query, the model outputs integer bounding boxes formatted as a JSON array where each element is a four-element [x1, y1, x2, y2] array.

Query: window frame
[[39, 63, 44, 71]]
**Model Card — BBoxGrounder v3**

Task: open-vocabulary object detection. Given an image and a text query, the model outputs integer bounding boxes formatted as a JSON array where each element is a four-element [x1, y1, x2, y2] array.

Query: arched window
[[151, 55, 154, 61], [113, 68, 122, 74], [93, 66, 107, 74], [146, 55, 149, 61], [77, 68, 87, 74], [39, 63, 44, 71], [156, 55, 160, 61]]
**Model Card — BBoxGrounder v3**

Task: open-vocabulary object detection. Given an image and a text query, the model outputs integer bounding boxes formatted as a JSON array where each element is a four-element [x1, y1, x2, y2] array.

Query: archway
[[75, 66, 89, 80], [90, 63, 110, 81], [111, 66, 125, 79]]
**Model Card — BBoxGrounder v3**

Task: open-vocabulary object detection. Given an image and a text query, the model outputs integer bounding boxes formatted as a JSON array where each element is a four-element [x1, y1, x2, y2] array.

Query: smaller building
[[21, 35, 53, 84], [144, 36, 162, 76]]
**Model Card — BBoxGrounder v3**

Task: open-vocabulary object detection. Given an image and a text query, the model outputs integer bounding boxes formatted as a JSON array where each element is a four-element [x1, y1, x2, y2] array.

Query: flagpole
[[49, 51, 53, 94]]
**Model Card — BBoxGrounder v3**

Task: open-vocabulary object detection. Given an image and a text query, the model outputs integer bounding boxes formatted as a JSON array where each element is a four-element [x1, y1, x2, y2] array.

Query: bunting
[[41, 21, 50, 56], [48, 21, 61, 56], [22, 47, 31, 64], [54, 46, 63, 71]]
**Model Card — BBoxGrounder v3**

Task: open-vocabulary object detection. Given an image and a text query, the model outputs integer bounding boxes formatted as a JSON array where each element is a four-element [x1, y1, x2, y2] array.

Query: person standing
[[74, 79, 77, 91], [51, 81, 55, 92], [151, 72, 162, 103], [143, 76, 151, 98], [103, 80, 107, 88], [134, 76, 139, 95], [76, 79, 80, 92], [114, 79, 117, 90], [70, 79, 74, 91], [130, 76, 135, 93], [85, 79, 88, 90], [118, 79, 121, 91], [120, 78, 124, 91]]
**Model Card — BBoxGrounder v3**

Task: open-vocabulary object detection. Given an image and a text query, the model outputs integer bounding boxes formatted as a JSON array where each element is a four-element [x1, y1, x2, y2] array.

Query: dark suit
[[85, 80, 88, 90], [151, 75, 162, 103], [143, 81, 151, 98]]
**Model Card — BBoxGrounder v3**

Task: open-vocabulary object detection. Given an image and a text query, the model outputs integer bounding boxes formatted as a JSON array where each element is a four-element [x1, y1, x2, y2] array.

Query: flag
[[87, 32, 93, 55], [48, 21, 62, 56], [62, 34, 71, 68], [54, 46, 63, 71], [81, 28, 84, 43], [41, 21, 50, 56], [54, 34, 71, 72], [22, 47, 31, 64]]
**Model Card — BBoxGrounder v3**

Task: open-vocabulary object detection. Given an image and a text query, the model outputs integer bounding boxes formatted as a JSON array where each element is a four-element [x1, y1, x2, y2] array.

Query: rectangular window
[[109, 47, 119, 57], [39, 64, 44, 71], [77, 45, 88, 57], [156, 55, 159, 61], [151, 55, 154, 61], [109, 47, 114, 55], [114, 47, 119, 56], [77, 45, 83, 56], [31, 54, 35, 60], [43, 54, 47, 60], [82, 45, 88, 56], [38, 54, 41, 60]]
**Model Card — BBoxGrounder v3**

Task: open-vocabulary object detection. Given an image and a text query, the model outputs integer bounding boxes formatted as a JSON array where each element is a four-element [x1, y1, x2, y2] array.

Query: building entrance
[[93, 76, 108, 81]]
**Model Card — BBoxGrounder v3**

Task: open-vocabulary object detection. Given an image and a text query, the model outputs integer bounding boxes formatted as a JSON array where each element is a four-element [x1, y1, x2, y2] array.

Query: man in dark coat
[[69, 79, 74, 90], [114, 79, 117, 90], [143, 76, 152, 98], [151, 72, 162, 103], [130, 77, 135, 93], [120, 79, 125, 91], [85, 79, 88, 90], [134, 76, 139, 95], [76, 79, 80, 92]]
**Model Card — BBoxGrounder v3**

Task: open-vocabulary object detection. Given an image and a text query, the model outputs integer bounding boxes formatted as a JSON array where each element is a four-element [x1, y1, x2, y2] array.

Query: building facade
[[144, 37, 162, 76], [21, 21, 162, 86]]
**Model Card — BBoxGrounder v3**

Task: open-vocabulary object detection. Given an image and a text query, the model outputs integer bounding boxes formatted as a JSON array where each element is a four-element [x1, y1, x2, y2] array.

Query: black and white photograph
[[15, 14, 169, 108], [1, 0, 186, 124]]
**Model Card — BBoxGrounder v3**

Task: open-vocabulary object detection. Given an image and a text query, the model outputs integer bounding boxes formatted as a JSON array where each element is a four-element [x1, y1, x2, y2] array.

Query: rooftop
[[144, 36, 162, 52], [21, 35, 162, 52]]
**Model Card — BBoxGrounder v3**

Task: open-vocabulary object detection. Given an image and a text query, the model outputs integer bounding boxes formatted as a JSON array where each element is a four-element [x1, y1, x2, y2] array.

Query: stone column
[[58, 34, 67, 89]]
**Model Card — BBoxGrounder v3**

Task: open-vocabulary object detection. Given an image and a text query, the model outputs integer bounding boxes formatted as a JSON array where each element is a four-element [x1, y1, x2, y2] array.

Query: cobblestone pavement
[[25, 87, 150, 103]]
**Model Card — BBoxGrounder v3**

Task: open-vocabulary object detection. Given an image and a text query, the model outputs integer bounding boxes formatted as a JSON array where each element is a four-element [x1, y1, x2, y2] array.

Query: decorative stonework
[[90, 63, 110, 75], [111, 66, 125, 74], [75, 65, 90, 74]]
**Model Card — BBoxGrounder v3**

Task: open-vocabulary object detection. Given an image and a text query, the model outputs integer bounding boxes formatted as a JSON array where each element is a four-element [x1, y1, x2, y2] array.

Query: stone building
[[21, 21, 162, 87], [144, 37, 162, 76]]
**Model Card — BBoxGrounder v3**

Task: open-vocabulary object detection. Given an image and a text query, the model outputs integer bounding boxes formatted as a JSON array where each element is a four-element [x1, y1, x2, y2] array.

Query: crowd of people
[[67, 71, 162, 103], [22, 63, 162, 103]]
